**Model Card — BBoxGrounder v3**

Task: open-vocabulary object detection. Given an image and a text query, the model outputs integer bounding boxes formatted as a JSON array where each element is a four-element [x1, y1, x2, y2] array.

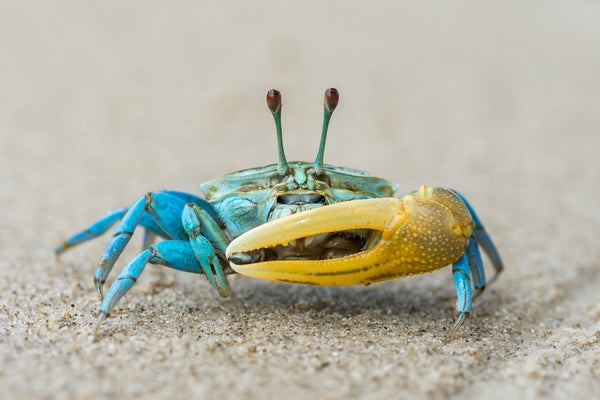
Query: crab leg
[[93, 195, 152, 298], [95, 240, 205, 334], [448, 251, 472, 339], [465, 237, 486, 299], [453, 191, 504, 282], [81, 191, 232, 301], [55, 190, 218, 256], [93, 193, 182, 298], [226, 186, 475, 285], [55, 208, 128, 255], [55, 206, 180, 256], [93, 192, 221, 298]]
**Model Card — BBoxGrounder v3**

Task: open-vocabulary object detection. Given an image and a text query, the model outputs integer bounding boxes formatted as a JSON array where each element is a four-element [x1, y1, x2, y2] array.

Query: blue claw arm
[[182, 203, 231, 297]]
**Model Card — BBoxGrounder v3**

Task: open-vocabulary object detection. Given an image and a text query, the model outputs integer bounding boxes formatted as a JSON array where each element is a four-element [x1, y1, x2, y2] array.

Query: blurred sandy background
[[1, 1, 599, 399]]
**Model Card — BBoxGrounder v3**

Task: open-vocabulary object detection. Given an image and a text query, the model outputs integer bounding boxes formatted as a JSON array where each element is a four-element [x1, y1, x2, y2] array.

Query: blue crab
[[56, 88, 503, 339]]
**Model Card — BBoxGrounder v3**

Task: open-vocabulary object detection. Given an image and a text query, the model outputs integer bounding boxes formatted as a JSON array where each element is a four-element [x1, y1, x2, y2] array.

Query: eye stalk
[[267, 89, 289, 175], [314, 88, 339, 174]]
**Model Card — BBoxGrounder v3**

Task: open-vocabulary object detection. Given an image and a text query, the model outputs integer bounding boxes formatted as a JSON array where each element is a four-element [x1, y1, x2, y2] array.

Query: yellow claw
[[226, 185, 474, 286]]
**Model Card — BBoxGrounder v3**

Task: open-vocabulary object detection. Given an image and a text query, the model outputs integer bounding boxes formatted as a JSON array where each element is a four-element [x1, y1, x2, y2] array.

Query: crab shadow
[[221, 271, 473, 323]]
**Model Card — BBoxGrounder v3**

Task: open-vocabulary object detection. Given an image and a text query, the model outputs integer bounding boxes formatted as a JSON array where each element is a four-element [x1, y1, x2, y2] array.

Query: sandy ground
[[1, 1, 599, 399]]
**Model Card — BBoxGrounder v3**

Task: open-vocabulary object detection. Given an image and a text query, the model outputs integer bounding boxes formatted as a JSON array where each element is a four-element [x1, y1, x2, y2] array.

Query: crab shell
[[226, 185, 474, 286]]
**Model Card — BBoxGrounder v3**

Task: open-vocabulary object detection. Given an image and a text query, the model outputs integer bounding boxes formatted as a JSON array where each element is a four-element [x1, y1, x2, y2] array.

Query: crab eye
[[266, 89, 282, 113], [324, 88, 339, 112]]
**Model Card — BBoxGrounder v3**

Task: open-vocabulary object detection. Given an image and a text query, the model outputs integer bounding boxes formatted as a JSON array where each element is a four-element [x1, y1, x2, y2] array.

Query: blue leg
[[139, 212, 167, 241], [447, 252, 473, 340], [142, 229, 157, 249], [94, 195, 152, 298], [144, 192, 189, 240], [55, 198, 180, 256], [452, 190, 504, 282], [465, 237, 486, 299], [94, 192, 192, 299], [164, 190, 222, 225], [182, 203, 232, 297], [95, 240, 204, 334], [55, 209, 127, 255]]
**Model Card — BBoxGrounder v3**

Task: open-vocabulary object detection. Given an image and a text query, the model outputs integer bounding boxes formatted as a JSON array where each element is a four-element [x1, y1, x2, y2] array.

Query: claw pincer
[[227, 185, 473, 285]]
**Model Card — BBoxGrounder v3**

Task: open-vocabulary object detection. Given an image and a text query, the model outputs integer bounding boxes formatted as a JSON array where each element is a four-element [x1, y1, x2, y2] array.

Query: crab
[[56, 88, 504, 339]]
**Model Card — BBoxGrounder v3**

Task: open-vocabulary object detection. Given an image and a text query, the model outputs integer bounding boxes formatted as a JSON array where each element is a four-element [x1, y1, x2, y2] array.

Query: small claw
[[226, 186, 474, 286]]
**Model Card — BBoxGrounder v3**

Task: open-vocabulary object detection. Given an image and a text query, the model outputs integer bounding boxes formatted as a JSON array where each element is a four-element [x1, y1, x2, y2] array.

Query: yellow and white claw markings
[[226, 185, 474, 285]]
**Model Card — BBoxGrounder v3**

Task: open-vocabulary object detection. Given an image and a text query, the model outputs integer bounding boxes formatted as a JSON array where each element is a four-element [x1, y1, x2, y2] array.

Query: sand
[[1, 1, 599, 399]]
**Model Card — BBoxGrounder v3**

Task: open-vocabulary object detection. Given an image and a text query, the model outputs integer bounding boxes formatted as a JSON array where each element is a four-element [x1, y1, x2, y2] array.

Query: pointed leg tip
[[442, 328, 460, 344], [217, 285, 232, 297], [94, 279, 105, 301], [444, 312, 470, 342], [472, 286, 486, 301], [487, 271, 502, 285], [93, 312, 108, 338], [215, 273, 232, 298], [54, 243, 68, 256]]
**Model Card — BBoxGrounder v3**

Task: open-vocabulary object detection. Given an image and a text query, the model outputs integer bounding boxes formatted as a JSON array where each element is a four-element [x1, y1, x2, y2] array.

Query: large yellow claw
[[226, 185, 474, 286]]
